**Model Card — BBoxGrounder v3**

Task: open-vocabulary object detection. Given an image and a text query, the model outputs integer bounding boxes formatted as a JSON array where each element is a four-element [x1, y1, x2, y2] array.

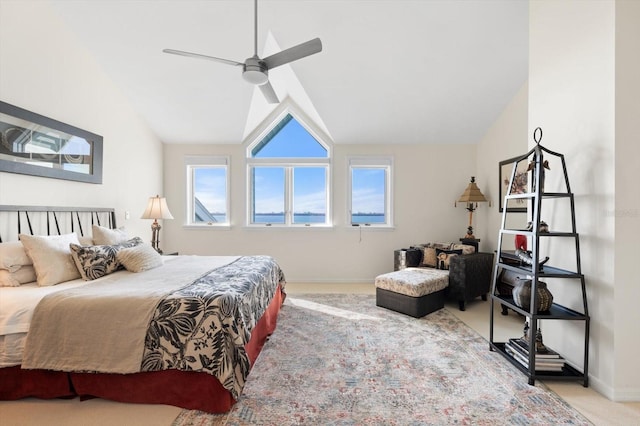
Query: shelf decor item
[[514, 234, 527, 251], [514, 248, 550, 271], [512, 278, 553, 312]]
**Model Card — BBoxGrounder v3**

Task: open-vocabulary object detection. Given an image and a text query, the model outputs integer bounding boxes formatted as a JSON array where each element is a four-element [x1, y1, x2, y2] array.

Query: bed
[[0, 205, 286, 413]]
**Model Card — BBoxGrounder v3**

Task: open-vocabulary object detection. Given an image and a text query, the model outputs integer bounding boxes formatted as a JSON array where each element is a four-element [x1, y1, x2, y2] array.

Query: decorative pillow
[[0, 266, 37, 287], [92, 225, 128, 245], [421, 247, 438, 268], [77, 235, 94, 246], [0, 241, 33, 272], [116, 243, 164, 273], [451, 244, 476, 255], [19, 233, 82, 287], [435, 248, 463, 270], [70, 237, 143, 281]]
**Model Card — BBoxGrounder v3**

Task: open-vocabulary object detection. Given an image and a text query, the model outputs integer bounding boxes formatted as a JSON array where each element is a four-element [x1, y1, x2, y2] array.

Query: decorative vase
[[514, 234, 527, 251], [512, 278, 553, 312]]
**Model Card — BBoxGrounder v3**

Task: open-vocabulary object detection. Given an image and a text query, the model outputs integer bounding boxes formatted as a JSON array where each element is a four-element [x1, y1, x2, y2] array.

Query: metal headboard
[[0, 205, 116, 243]]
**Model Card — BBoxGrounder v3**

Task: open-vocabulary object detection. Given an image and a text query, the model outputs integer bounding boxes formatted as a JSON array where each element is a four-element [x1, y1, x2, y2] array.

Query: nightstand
[[459, 238, 480, 252]]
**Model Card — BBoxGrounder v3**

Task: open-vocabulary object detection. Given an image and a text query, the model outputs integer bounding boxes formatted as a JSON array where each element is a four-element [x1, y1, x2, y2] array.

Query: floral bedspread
[[140, 255, 285, 399]]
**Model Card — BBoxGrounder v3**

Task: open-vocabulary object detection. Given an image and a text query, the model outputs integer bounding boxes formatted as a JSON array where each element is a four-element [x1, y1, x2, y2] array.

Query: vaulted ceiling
[[49, 0, 528, 145]]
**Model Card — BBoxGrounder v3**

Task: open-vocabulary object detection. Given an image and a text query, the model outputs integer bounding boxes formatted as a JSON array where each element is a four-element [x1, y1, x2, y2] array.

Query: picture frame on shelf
[[498, 156, 528, 213]]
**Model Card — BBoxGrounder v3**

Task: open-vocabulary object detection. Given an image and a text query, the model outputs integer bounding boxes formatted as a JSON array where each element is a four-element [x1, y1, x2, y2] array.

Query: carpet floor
[[172, 294, 592, 425]]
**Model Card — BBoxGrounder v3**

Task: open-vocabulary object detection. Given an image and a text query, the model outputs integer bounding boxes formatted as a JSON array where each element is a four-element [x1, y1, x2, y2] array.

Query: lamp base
[[463, 226, 475, 240], [150, 220, 163, 254]]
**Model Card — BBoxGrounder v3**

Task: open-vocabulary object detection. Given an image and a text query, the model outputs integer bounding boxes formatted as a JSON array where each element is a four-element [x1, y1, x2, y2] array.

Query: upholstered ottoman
[[375, 268, 449, 317]]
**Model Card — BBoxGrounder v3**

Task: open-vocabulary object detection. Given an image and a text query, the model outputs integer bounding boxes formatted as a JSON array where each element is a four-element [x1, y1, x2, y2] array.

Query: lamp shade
[[458, 177, 487, 203], [141, 195, 174, 220]]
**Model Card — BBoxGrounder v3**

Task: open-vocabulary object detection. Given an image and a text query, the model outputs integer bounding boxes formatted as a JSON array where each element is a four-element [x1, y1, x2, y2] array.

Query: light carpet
[[173, 294, 592, 425]]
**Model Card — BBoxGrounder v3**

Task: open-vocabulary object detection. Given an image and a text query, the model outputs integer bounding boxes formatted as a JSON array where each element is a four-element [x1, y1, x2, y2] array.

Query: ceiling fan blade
[[162, 49, 244, 67], [259, 81, 279, 104], [262, 38, 322, 70]]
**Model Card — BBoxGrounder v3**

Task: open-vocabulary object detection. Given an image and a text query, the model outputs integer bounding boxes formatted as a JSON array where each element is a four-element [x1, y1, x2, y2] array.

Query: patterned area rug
[[172, 294, 591, 425]]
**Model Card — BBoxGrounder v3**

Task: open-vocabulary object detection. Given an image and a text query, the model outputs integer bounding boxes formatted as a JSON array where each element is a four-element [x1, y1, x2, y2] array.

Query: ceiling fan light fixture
[[243, 68, 269, 85], [243, 57, 268, 85]]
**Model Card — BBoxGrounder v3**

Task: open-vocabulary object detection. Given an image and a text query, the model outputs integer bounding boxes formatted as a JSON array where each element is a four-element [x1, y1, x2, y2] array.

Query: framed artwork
[[498, 156, 528, 213], [0, 101, 103, 184]]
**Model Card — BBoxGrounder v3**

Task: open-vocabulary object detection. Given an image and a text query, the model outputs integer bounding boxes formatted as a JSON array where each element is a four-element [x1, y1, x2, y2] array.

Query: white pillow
[[451, 244, 476, 255], [0, 270, 19, 287], [0, 267, 37, 287], [0, 242, 32, 272], [77, 235, 94, 246], [116, 243, 164, 273], [19, 233, 81, 286], [92, 225, 128, 245]]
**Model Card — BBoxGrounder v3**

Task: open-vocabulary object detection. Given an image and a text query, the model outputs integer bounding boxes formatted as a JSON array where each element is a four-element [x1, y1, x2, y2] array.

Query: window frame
[[247, 160, 331, 227], [347, 156, 394, 228], [245, 108, 333, 228], [184, 155, 230, 228]]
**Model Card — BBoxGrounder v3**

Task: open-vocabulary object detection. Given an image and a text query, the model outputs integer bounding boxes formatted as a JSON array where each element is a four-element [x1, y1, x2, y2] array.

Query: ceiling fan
[[163, 0, 322, 104]]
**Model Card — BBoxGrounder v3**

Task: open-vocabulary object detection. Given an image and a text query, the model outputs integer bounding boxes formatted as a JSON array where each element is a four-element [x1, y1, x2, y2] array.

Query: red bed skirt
[[0, 285, 285, 413]]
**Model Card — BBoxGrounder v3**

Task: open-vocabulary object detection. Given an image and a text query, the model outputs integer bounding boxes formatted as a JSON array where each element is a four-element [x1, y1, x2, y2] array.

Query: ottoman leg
[[458, 300, 465, 311]]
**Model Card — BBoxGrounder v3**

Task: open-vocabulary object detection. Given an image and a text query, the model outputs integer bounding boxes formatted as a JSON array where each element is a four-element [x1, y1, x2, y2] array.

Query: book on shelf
[[504, 344, 564, 372], [505, 342, 564, 364], [509, 338, 563, 359]]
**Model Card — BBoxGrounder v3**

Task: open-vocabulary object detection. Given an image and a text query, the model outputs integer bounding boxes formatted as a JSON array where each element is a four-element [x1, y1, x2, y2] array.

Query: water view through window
[[193, 114, 386, 225], [351, 167, 386, 224]]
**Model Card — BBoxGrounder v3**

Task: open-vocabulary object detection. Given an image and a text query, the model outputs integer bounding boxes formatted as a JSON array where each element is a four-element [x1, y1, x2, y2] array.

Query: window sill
[[347, 224, 396, 231], [183, 224, 231, 230], [243, 224, 335, 230]]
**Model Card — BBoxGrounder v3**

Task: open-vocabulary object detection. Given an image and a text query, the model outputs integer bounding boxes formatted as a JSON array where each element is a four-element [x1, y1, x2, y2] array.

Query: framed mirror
[[0, 101, 103, 184]]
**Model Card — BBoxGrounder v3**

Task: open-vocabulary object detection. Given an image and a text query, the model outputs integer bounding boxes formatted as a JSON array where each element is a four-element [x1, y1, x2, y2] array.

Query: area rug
[[172, 294, 592, 425]]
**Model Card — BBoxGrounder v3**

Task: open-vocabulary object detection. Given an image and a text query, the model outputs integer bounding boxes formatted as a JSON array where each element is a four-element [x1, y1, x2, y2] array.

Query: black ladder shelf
[[489, 128, 589, 387]]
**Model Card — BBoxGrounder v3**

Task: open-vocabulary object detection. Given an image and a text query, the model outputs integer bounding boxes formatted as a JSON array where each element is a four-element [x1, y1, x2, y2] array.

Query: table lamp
[[457, 176, 487, 239], [141, 195, 174, 254]]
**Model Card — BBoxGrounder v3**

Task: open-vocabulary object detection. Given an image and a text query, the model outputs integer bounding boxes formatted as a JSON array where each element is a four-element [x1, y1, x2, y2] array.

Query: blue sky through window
[[193, 167, 227, 219], [293, 167, 326, 219], [351, 168, 385, 223], [194, 115, 385, 223], [252, 114, 327, 158]]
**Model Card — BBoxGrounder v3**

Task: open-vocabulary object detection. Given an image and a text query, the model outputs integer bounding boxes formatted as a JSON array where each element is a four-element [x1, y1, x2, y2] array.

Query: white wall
[[0, 1, 163, 240], [528, 0, 639, 401], [476, 81, 529, 251], [614, 0, 640, 401], [163, 142, 477, 283]]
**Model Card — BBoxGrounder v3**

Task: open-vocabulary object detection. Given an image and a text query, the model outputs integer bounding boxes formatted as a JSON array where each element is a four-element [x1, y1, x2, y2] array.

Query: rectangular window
[[251, 167, 285, 224], [185, 156, 229, 226], [349, 157, 393, 227], [293, 167, 327, 224], [248, 164, 330, 226]]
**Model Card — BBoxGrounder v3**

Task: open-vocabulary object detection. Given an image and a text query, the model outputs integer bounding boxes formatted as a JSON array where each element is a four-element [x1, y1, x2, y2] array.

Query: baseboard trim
[[583, 372, 640, 402], [285, 278, 375, 284]]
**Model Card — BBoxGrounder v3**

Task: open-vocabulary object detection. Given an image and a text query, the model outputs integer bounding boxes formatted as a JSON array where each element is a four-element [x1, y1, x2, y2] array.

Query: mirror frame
[[0, 101, 103, 184]]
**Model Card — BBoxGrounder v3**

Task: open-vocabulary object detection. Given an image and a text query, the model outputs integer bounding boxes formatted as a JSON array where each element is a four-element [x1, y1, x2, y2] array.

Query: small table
[[460, 238, 480, 252]]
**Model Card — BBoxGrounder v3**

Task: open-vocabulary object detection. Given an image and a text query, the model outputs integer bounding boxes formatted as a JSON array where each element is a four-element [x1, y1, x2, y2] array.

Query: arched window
[[246, 111, 331, 227]]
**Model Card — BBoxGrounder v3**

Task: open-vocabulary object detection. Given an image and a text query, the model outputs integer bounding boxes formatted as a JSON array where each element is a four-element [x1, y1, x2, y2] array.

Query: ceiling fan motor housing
[[243, 57, 269, 85]]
